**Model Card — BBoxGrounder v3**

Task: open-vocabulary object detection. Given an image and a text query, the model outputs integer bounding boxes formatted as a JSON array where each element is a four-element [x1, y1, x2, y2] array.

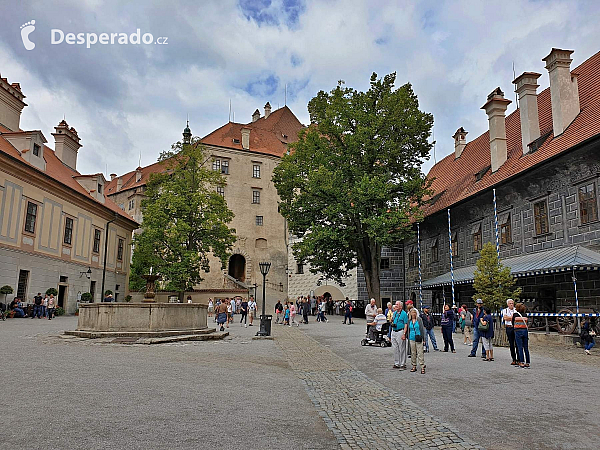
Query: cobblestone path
[[273, 325, 483, 450]]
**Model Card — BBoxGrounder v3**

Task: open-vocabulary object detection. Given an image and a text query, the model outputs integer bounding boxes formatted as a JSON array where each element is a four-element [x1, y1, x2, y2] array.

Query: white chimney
[[514, 72, 541, 153], [135, 167, 142, 183], [452, 127, 468, 159], [52, 120, 82, 170], [241, 127, 250, 150], [110, 173, 117, 181], [116, 177, 123, 191], [481, 87, 512, 172], [264, 102, 271, 119], [0, 74, 27, 132], [252, 109, 260, 122], [542, 48, 580, 137]]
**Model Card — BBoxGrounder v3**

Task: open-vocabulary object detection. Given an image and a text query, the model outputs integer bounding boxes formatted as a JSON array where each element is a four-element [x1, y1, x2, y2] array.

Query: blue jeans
[[13, 307, 26, 317], [33, 304, 42, 318], [515, 328, 530, 364], [470, 326, 485, 356], [424, 328, 438, 351], [585, 339, 595, 351]]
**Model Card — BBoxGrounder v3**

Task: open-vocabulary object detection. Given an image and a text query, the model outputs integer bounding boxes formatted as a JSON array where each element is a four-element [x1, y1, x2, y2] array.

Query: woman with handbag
[[407, 308, 426, 374], [440, 304, 456, 353], [479, 307, 495, 361], [512, 303, 530, 368], [580, 317, 596, 355]]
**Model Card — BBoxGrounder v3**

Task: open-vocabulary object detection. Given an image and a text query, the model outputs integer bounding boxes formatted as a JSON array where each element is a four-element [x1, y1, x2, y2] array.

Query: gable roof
[[106, 105, 305, 195], [0, 124, 137, 224], [424, 49, 600, 217]]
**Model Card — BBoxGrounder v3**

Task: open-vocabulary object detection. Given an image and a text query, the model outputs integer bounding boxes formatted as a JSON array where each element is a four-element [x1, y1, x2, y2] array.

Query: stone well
[[66, 303, 208, 338]]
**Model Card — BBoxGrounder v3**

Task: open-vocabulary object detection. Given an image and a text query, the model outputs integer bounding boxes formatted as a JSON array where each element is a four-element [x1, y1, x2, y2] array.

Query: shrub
[[0, 285, 13, 295], [104, 290, 113, 296], [124, 295, 132, 302], [80, 292, 93, 302], [46, 288, 58, 296], [54, 307, 65, 316]]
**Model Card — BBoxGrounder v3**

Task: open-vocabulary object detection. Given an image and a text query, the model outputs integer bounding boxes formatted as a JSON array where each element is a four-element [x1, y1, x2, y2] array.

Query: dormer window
[[33, 143, 40, 157], [97, 183, 103, 194]]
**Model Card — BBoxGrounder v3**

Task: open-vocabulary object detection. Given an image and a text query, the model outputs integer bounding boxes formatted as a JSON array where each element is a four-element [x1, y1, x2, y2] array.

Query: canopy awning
[[413, 245, 600, 289]]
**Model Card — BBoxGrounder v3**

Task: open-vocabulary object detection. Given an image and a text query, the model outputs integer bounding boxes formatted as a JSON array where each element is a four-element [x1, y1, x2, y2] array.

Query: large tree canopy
[[273, 72, 433, 304], [130, 139, 236, 298]]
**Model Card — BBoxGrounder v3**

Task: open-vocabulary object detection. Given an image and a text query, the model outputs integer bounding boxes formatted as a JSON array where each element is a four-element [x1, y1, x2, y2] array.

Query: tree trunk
[[357, 239, 381, 307], [178, 290, 185, 303]]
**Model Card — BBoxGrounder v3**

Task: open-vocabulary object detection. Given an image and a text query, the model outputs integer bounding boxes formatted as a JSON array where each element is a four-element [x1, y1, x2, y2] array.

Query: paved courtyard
[[1, 315, 598, 449]]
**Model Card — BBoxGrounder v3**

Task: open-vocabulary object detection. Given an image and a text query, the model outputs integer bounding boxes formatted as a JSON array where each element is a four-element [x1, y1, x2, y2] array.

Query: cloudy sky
[[1, 0, 599, 176]]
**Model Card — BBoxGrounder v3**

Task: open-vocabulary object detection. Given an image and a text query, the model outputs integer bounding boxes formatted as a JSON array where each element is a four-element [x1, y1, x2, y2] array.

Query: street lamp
[[257, 261, 271, 336], [79, 267, 92, 279]]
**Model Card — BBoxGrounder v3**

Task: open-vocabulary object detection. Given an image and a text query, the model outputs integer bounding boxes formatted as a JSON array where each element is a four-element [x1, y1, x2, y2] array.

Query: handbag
[[478, 320, 489, 332]]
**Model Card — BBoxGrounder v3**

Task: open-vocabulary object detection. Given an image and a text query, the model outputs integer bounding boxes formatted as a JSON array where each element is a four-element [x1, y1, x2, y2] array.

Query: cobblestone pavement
[[273, 324, 482, 450], [300, 317, 600, 450]]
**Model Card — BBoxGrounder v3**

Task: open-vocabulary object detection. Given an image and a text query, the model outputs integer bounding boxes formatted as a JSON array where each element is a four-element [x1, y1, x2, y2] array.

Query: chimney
[[135, 167, 142, 183], [0, 73, 27, 132], [542, 48, 580, 137], [116, 177, 123, 191], [241, 127, 250, 150], [452, 127, 468, 159], [110, 173, 117, 181], [252, 109, 260, 122], [52, 120, 82, 170], [514, 72, 541, 153], [481, 87, 512, 173], [264, 102, 271, 119]]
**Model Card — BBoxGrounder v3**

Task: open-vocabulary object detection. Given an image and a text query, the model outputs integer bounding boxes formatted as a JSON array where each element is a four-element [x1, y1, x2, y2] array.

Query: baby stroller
[[361, 322, 392, 347]]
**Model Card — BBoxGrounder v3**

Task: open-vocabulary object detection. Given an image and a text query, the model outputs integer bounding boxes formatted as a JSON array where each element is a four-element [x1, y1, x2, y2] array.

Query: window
[[16, 269, 29, 300], [253, 164, 261, 178], [93, 229, 101, 253], [579, 183, 598, 224], [472, 223, 482, 252], [63, 217, 73, 245], [297, 263, 304, 274], [380, 258, 390, 269], [255, 215, 263, 226], [33, 143, 40, 157], [451, 231, 458, 258], [24, 201, 37, 234], [97, 183, 103, 194], [59, 276, 68, 283], [216, 186, 225, 197], [534, 200, 549, 235], [221, 160, 229, 174], [408, 249, 417, 268], [430, 238, 439, 262], [117, 238, 124, 261], [212, 159, 221, 172], [128, 199, 135, 210], [252, 190, 260, 204], [500, 213, 512, 244]]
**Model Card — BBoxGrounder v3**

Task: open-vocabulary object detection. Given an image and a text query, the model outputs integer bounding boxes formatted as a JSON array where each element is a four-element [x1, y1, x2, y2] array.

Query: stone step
[[64, 328, 217, 339]]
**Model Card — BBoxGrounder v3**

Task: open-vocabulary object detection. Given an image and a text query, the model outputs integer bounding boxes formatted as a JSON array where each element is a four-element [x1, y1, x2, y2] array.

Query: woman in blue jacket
[[440, 304, 455, 353]]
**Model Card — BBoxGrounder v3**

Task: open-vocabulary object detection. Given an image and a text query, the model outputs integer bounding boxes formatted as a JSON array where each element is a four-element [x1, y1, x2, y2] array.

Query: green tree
[[131, 138, 236, 301], [273, 73, 433, 305], [0, 285, 13, 304], [473, 242, 521, 312]]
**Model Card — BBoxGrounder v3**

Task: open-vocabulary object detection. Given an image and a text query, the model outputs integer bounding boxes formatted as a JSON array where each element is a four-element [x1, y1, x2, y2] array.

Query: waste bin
[[259, 314, 273, 336]]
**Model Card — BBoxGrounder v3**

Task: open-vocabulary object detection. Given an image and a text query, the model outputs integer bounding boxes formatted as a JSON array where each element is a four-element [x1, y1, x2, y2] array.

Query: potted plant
[[80, 292, 93, 302], [46, 287, 58, 297], [0, 285, 13, 305], [74, 308, 79, 316], [54, 307, 65, 316], [124, 295, 132, 303]]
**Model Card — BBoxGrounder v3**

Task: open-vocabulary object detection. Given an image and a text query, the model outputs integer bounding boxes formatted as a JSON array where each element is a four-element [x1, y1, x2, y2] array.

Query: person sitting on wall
[[10, 298, 27, 317], [103, 293, 114, 302]]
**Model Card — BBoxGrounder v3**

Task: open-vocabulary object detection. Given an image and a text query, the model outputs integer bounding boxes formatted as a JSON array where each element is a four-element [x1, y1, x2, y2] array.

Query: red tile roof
[[424, 49, 600, 217], [106, 105, 305, 194], [0, 124, 137, 224]]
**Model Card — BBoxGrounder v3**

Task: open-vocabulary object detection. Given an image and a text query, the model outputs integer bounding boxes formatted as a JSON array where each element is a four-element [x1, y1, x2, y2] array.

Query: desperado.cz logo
[[20, 20, 168, 50]]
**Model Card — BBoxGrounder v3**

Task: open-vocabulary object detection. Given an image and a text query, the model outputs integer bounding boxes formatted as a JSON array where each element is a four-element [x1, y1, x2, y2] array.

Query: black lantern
[[256, 261, 272, 336]]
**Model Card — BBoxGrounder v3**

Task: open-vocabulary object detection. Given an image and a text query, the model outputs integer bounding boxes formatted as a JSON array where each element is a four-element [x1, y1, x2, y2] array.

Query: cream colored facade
[[0, 73, 138, 313]]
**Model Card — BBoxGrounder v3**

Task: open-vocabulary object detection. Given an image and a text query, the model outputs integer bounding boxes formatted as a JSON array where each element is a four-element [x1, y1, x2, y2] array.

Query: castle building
[[106, 103, 304, 307], [0, 73, 138, 313]]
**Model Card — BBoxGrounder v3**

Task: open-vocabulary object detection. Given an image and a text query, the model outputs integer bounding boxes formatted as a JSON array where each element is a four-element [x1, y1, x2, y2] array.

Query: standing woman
[[408, 308, 426, 374], [512, 303, 530, 368], [440, 304, 456, 353], [47, 294, 56, 320], [480, 307, 495, 361], [207, 298, 214, 318]]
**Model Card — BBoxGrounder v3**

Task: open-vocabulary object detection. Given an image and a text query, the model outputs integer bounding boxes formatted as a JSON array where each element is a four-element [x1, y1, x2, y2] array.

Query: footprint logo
[[20, 20, 36, 50]]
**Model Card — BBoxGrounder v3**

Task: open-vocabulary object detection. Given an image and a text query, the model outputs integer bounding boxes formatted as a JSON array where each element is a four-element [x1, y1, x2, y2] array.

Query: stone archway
[[228, 254, 246, 282], [314, 285, 345, 300]]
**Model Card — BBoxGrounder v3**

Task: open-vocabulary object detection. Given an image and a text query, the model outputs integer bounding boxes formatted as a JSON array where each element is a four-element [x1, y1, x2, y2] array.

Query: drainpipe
[[100, 214, 118, 302]]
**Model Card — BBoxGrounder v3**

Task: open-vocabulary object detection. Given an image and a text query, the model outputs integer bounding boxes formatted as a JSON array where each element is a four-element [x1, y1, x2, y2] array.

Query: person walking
[[469, 299, 486, 358], [319, 299, 328, 323], [501, 299, 518, 365], [239, 298, 248, 327], [302, 299, 309, 324], [421, 306, 439, 352], [208, 298, 214, 318], [460, 305, 472, 345], [480, 307, 494, 361], [408, 308, 426, 374], [512, 303, 530, 368], [248, 297, 257, 326], [290, 303, 299, 327], [47, 295, 56, 320], [311, 296, 317, 316], [440, 304, 456, 353], [275, 300, 283, 324], [343, 299, 353, 324], [215, 301, 228, 331], [391, 301, 408, 370], [580, 317, 596, 355]]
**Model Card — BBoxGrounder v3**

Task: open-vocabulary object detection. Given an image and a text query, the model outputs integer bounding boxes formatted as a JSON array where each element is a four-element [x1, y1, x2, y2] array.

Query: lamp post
[[257, 261, 271, 336]]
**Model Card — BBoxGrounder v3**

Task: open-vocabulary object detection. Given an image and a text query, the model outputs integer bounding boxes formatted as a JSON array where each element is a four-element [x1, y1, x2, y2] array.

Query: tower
[[183, 119, 192, 144]]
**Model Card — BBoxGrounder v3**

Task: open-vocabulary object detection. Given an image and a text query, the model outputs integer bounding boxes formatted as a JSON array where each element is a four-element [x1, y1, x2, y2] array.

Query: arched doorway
[[228, 254, 246, 282]]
